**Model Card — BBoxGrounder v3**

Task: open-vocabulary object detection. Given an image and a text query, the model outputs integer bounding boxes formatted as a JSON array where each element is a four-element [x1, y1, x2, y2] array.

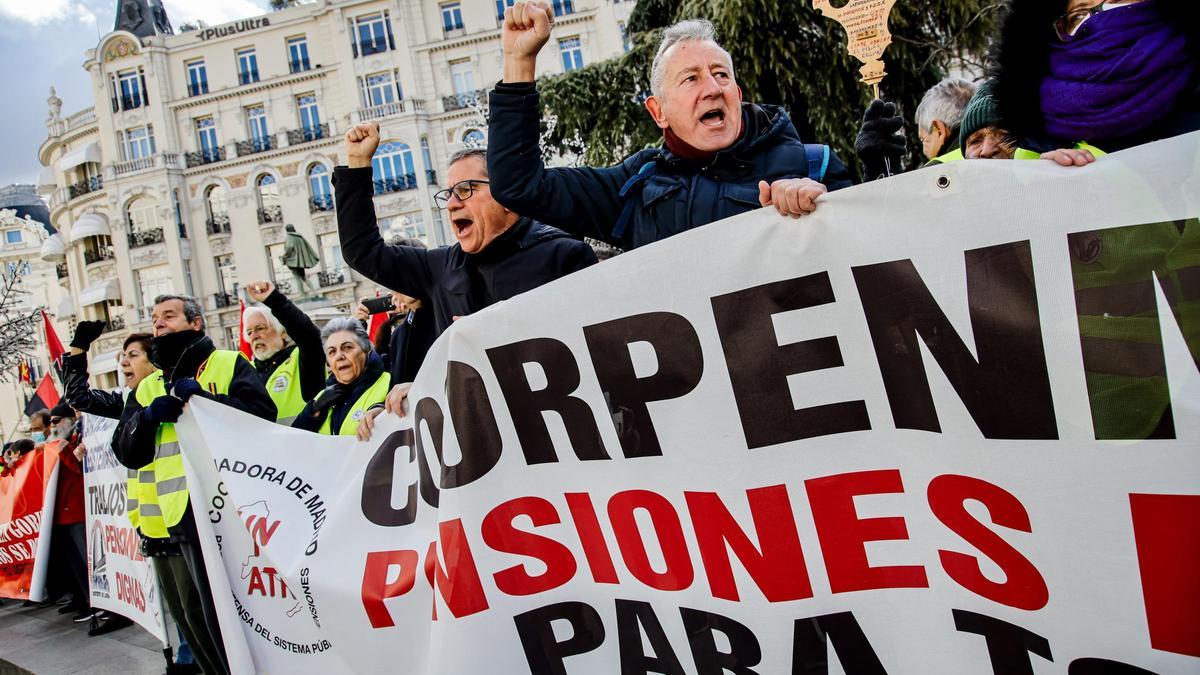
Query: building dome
[[0, 184, 53, 235]]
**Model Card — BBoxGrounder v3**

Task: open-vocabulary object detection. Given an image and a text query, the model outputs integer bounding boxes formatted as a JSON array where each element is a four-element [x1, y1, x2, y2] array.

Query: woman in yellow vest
[[292, 317, 391, 436]]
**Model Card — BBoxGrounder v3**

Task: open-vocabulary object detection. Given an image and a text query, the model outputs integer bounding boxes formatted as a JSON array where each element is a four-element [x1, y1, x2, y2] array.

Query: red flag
[[23, 373, 59, 416], [237, 300, 254, 360], [367, 311, 388, 344], [41, 310, 64, 368]]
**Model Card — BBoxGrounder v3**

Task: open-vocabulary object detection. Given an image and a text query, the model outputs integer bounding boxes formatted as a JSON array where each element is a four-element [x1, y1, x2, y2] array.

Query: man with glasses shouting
[[335, 121, 597, 338]]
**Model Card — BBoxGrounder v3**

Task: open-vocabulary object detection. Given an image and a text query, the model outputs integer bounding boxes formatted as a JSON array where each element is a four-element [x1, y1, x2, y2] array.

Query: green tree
[[538, 0, 1001, 176]]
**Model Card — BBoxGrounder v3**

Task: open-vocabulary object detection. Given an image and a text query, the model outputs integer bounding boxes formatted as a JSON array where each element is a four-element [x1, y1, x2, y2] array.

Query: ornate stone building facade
[[36, 0, 635, 386]]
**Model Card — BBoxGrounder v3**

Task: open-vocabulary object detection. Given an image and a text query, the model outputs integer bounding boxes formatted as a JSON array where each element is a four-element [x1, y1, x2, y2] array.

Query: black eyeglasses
[[1054, 1, 1129, 41], [433, 180, 490, 209]]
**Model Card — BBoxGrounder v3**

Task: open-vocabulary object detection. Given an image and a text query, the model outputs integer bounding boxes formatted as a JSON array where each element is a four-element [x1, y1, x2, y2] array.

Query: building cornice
[[181, 136, 341, 178], [168, 66, 334, 111], [418, 10, 596, 54]]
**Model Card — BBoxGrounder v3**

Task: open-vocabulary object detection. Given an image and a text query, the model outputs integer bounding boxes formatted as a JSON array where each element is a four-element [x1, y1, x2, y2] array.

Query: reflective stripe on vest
[[317, 371, 391, 436], [266, 348, 308, 423], [133, 350, 241, 538], [125, 468, 140, 529]]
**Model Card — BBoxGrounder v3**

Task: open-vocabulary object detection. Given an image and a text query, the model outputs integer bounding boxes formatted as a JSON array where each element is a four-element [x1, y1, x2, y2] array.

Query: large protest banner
[[177, 132, 1199, 674], [0, 444, 61, 601], [82, 414, 169, 644]]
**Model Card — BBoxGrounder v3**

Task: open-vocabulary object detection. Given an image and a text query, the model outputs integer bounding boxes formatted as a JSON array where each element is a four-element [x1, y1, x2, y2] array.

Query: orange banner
[[0, 443, 62, 600]]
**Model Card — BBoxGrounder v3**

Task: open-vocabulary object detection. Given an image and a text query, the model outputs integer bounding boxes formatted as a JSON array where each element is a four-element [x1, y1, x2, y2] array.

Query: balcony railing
[[238, 69, 260, 85], [66, 107, 96, 130], [289, 59, 311, 74], [357, 39, 390, 57], [113, 156, 154, 175], [286, 123, 329, 145], [206, 214, 232, 235], [55, 263, 69, 279], [187, 81, 209, 97], [274, 279, 295, 296], [105, 315, 126, 332], [309, 195, 334, 213], [318, 270, 346, 287], [212, 291, 237, 309], [356, 99, 425, 122], [127, 227, 165, 248], [442, 89, 487, 112], [236, 136, 274, 157], [110, 93, 146, 113], [373, 174, 418, 195], [257, 204, 284, 224], [186, 147, 225, 167], [68, 176, 103, 199], [84, 246, 115, 264]]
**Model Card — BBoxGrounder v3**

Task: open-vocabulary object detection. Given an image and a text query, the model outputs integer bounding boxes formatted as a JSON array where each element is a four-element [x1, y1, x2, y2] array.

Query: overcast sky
[[0, 0, 270, 187]]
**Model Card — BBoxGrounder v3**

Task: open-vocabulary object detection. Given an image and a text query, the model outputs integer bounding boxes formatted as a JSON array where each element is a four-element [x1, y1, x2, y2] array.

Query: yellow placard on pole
[[813, 0, 899, 97]]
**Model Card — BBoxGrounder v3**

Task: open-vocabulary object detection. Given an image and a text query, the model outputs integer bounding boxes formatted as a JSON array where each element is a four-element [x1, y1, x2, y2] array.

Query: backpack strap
[[611, 159, 659, 240], [804, 144, 831, 183]]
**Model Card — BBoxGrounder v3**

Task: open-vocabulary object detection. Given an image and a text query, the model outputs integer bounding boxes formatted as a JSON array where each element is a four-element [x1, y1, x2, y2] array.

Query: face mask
[[30, 431, 46, 443]]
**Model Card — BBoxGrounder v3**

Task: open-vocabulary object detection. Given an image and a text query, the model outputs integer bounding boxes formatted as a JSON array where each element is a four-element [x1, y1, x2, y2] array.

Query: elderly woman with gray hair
[[291, 317, 391, 436]]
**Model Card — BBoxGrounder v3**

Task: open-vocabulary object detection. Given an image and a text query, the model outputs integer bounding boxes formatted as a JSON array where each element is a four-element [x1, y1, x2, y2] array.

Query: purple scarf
[[1041, 1, 1195, 142]]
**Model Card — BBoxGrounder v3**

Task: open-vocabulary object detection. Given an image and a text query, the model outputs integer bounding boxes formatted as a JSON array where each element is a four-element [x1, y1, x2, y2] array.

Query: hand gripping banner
[[177, 132, 1200, 674], [82, 413, 169, 644], [0, 443, 61, 600]]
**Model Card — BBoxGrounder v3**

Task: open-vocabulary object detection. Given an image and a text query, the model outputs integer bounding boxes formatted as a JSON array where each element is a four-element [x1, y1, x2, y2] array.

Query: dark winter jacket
[[383, 310, 437, 385], [486, 83, 854, 250], [254, 289, 325, 401], [991, 0, 1200, 151], [62, 351, 126, 419], [113, 333, 276, 542], [335, 165, 598, 335], [292, 352, 388, 434]]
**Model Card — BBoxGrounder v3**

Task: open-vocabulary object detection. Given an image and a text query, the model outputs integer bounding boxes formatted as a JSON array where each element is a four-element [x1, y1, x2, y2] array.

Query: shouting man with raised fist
[[487, 7, 854, 250]]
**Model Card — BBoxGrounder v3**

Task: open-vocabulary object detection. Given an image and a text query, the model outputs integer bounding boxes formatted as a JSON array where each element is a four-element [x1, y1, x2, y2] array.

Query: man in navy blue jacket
[[488, 7, 854, 250]]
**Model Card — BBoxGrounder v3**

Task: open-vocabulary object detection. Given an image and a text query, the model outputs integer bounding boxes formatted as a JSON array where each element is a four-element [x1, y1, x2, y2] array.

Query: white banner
[[83, 413, 169, 644], [178, 133, 1200, 674]]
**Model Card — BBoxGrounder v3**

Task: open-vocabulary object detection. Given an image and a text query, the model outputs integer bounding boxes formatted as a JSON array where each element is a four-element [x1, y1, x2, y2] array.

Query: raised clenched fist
[[246, 280, 275, 303], [345, 122, 381, 169], [502, 0, 554, 81]]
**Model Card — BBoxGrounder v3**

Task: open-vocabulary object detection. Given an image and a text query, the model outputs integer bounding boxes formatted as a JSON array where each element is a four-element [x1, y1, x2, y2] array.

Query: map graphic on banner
[[0, 444, 60, 601], [177, 133, 1200, 674], [82, 413, 169, 644]]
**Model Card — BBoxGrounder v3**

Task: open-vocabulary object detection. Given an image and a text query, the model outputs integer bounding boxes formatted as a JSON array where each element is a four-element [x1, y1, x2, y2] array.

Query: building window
[[420, 135, 435, 184], [246, 104, 270, 151], [559, 37, 584, 71], [136, 265, 173, 317], [319, 233, 344, 273], [267, 243, 292, 289], [353, 12, 394, 57], [196, 117, 220, 162], [126, 196, 159, 234], [462, 129, 485, 147], [237, 48, 259, 85], [308, 164, 333, 211], [287, 36, 310, 73], [297, 94, 321, 139], [552, 0, 574, 16], [113, 68, 146, 111], [257, 174, 282, 223], [619, 22, 632, 52], [215, 253, 237, 295], [6, 260, 32, 277], [495, 0, 515, 21], [186, 59, 208, 96], [5, 230, 23, 245], [120, 125, 156, 161], [371, 142, 416, 193], [450, 60, 476, 95], [441, 2, 464, 33], [361, 71, 399, 107], [205, 185, 230, 234]]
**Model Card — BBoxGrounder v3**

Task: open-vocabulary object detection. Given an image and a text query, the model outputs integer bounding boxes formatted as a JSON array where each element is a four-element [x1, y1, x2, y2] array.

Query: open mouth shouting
[[452, 216, 475, 241], [699, 107, 727, 128]]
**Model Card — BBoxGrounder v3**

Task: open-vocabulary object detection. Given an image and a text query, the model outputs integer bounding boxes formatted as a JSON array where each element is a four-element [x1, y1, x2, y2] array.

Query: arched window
[[125, 196, 163, 248], [308, 163, 333, 212], [256, 173, 281, 223], [371, 141, 416, 194], [205, 185, 230, 234], [462, 129, 485, 147]]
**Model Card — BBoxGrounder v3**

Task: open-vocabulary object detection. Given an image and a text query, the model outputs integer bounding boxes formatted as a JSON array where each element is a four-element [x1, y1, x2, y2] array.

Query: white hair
[[649, 19, 734, 98], [242, 305, 286, 339], [321, 317, 372, 354], [915, 77, 978, 134]]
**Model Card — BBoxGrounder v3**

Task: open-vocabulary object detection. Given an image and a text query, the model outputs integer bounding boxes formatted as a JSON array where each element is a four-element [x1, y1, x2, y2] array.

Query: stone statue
[[46, 87, 62, 121], [280, 224, 320, 296]]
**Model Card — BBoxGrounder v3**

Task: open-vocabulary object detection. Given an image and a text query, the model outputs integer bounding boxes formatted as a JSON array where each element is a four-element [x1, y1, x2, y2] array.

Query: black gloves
[[311, 383, 348, 417], [70, 320, 107, 350], [145, 396, 184, 424], [855, 99, 907, 181], [172, 378, 204, 403]]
